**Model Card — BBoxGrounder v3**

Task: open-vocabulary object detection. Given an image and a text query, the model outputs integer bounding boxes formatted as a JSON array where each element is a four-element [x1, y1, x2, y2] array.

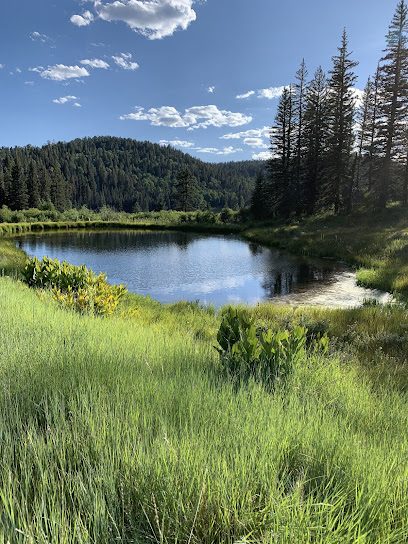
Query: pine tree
[[325, 29, 358, 214], [175, 168, 196, 212], [26, 161, 40, 208], [375, 0, 408, 208], [268, 86, 295, 217], [365, 66, 381, 192], [250, 170, 269, 219], [9, 156, 28, 210], [355, 77, 373, 192], [294, 59, 308, 212], [303, 66, 329, 215]]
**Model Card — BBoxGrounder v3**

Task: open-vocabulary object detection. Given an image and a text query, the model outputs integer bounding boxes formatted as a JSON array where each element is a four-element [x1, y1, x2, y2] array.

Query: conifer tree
[[268, 86, 295, 217], [303, 66, 329, 215], [175, 168, 196, 212], [294, 59, 308, 212], [325, 29, 358, 214], [365, 66, 381, 192], [9, 156, 28, 210], [26, 161, 40, 208], [375, 0, 408, 208], [250, 170, 269, 219]]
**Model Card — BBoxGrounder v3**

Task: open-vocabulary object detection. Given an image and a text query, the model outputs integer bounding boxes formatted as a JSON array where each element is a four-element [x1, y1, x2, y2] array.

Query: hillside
[[0, 137, 263, 213]]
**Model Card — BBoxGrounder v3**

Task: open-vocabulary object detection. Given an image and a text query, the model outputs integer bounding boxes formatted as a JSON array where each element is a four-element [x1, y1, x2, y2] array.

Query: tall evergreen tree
[[9, 156, 28, 210], [294, 59, 308, 212], [325, 29, 358, 214], [26, 161, 40, 208], [268, 86, 295, 217], [365, 65, 381, 192], [303, 66, 329, 215], [375, 0, 408, 208], [250, 170, 269, 219], [175, 168, 197, 212]]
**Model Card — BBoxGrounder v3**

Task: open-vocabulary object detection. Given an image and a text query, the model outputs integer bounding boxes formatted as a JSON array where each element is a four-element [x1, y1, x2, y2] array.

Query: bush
[[23, 256, 127, 315], [216, 307, 328, 388]]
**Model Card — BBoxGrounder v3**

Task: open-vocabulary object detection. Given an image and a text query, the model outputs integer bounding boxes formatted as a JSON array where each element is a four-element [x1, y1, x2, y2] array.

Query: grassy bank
[[243, 205, 408, 297], [0, 278, 407, 543]]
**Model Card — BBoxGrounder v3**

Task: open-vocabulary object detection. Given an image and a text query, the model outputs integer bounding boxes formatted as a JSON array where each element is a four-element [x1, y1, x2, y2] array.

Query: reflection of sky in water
[[14, 230, 391, 308]]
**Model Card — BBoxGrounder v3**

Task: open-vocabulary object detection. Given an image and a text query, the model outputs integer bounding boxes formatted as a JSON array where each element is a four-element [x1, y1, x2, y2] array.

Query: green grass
[[0, 279, 407, 543]]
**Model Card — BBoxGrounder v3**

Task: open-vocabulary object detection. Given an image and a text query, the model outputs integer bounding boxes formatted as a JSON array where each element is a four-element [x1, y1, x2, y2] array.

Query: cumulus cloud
[[80, 58, 110, 69], [236, 90, 255, 99], [220, 126, 270, 140], [70, 10, 94, 26], [195, 146, 242, 155], [30, 31, 51, 42], [112, 52, 139, 70], [30, 64, 90, 81], [252, 151, 272, 160], [73, 103, 82, 107], [88, 0, 197, 39], [243, 137, 269, 148], [120, 104, 252, 129], [53, 95, 78, 104], [159, 139, 195, 148]]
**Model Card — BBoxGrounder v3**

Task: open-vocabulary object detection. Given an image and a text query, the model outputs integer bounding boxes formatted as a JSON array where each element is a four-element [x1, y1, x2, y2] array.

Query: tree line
[[0, 137, 261, 213], [252, 0, 408, 218]]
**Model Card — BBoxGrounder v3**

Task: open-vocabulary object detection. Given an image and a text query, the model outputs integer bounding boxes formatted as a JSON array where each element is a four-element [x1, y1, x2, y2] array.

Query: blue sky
[[0, 0, 397, 162]]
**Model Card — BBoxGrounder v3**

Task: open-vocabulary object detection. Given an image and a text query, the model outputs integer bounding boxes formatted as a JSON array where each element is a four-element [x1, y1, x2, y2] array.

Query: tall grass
[[0, 278, 407, 543]]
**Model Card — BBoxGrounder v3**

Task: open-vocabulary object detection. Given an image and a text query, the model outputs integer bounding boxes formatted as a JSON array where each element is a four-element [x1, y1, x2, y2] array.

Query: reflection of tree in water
[[248, 243, 263, 256], [19, 230, 197, 253], [261, 257, 342, 297]]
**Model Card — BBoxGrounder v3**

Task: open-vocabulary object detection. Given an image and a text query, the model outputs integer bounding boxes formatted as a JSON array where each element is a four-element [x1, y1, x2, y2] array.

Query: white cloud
[[30, 64, 90, 81], [80, 58, 110, 69], [73, 103, 82, 107], [220, 126, 270, 140], [53, 95, 78, 104], [243, 137, 269, 148], [30, 31, 51, 42], [195, 146, 242, 155], [0, 64, 3, 69], [112, 53, 139, 70], [120, 104, 252, 129], [207, 86, 215, 93], [252, 151, 272, 160], [24, 81, 35, 85], [89, 0, 197, 40], [16, 68, 22, 73], [70, 10, 94, 27], [159, 139, 195, 147], [236, 90, 255, 99], [258, 86, 286, 99]]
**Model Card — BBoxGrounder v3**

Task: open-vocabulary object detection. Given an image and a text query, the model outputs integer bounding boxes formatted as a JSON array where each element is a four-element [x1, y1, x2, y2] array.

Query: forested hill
[[0, 137, 263, 213]]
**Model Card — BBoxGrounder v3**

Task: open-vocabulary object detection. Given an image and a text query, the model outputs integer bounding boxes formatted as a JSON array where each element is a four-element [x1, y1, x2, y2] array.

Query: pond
[[14, 229, 391, 308]]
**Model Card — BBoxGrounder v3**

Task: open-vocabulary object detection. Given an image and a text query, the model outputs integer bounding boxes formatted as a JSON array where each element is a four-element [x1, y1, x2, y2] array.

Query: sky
[[0, 0, 399, 162]]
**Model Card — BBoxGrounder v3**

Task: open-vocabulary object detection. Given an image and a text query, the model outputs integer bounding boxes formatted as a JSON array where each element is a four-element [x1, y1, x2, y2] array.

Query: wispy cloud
[[80, 58, 110, 69], [30, 64, 90, 81], [30, 31, 51, 43], [0, 64, 3, 69], [53, 95, 78, 104], [236, 86, 286, 100], [243, 137, 268, 148], [121, 104, 252, 129], [236, 90, 255, 99], [252, 151, 272, 160], [207, 86, 215, 93], [159, 139, 195, 148], [112, 53, 139, 70], [220, 126, 270, 140]]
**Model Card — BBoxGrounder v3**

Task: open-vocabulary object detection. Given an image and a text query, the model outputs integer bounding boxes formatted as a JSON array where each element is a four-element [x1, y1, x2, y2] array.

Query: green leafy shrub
[[23, 256, 127, 315], [216, 307, 328, 388]]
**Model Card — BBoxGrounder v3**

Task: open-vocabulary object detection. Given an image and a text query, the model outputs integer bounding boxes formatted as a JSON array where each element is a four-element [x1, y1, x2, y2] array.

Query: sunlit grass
[[0, 278, 407, 542]]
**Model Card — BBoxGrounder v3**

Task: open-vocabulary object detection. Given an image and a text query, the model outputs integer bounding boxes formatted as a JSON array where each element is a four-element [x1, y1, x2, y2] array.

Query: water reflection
[[13, 229, 391, 308]]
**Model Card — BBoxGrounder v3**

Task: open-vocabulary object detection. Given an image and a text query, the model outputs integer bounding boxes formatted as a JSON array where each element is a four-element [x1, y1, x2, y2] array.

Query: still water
[[14, 230, 391, 308]]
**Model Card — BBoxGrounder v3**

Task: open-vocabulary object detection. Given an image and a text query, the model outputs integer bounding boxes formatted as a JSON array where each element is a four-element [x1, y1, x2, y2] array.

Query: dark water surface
[[14, 230, 391, 307]]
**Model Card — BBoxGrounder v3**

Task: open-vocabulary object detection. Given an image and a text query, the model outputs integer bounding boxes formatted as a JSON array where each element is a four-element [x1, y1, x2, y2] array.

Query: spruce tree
[[268, 86, 295, 217], [26, 161, 40, 208], [375, 0, 408, 208], [325, 29, 358, 214], [294, 59, 308, 213], [303, 66, 329, 215], [175, 168, 196, 212], [250, 170, 269, 219], [9, 156, 28, 210]]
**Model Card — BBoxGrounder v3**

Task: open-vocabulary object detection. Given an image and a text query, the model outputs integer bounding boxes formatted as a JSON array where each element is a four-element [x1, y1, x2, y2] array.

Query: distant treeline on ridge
[[0, 137, 262, 213]]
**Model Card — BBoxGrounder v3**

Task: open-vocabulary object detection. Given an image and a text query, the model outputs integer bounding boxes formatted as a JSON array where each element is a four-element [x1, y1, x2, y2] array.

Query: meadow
[[1, 207, 408, 542]]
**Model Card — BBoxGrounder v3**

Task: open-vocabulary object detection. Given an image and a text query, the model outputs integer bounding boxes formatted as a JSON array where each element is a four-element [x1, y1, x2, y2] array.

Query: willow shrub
[[216, 307, 329, 388], [23, 256, 127, 315]]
